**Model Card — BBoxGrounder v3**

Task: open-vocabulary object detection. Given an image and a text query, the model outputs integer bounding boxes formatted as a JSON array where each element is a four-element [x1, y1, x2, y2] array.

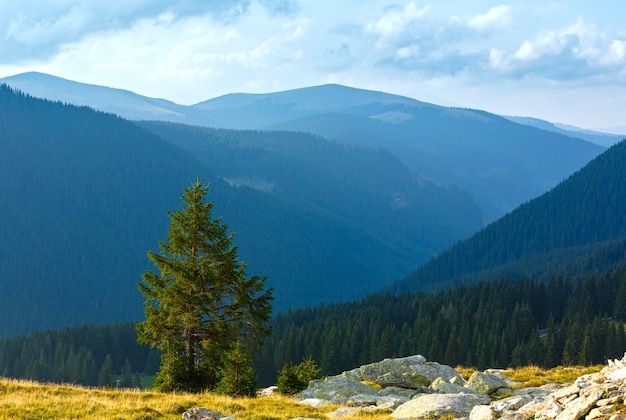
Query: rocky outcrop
[[296, 354, 506, 417], [186, 353, 626, 420], [295, 353, 626, 419], [342, 354, 464, 389]]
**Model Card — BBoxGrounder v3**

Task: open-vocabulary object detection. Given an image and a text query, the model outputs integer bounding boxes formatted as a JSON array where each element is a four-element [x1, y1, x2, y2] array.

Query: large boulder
[[391, 393, 490, 419], [465, 371, 512, 394], [343, 355, 464, 389], [296, 376, 378, 405]]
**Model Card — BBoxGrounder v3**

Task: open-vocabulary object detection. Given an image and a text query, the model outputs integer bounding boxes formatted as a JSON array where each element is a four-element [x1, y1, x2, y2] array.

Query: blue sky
[[1, 1, 625, 131]]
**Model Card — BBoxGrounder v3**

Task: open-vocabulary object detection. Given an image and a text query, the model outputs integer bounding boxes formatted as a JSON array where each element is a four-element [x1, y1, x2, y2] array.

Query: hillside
[[0, 86, 484, 337], [391, 138, 626, 293], [0, 72, 605, 221], [263, 106, 604, 220], [137, 121, 482, 260]]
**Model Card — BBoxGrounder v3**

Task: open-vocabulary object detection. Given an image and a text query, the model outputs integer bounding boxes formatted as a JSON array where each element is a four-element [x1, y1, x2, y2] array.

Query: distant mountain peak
[[193, 83, 431, 112]]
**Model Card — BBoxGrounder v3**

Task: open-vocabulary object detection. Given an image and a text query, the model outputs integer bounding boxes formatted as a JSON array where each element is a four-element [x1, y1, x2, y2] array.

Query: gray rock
[[391, 392, 490, 419], [378, 385, 422, 399], [519, 397, 562, 419], [257, 385, 278, 396], [512, 385, 558, 397], [346, 393, 408, 409], [182, 407, 234, 420], [490, 394, 534, 415], [298, 398, 331, 408], [555, 387, 604, 420], [470, 404, 496, 420], [326, 407, 363, 418], [343, 355, 464, 389], [296, 376, 378, 405], [465, 371, 511, 394], [430, 376, 476, 394]]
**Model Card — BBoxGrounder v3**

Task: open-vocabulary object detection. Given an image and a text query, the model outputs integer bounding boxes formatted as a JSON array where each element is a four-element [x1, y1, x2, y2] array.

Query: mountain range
[[0, 85, 481, 337], [1, 72, 623, 339], [0, 72, 612, 221]]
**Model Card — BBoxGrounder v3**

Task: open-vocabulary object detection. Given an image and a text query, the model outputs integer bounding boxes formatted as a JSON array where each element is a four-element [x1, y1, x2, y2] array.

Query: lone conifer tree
[[137, 180, 273, 392]]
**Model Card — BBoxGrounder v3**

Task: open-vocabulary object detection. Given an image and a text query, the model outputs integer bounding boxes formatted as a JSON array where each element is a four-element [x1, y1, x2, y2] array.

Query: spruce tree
[[136, 180, 273, 392], [215, 340, 257, 397]]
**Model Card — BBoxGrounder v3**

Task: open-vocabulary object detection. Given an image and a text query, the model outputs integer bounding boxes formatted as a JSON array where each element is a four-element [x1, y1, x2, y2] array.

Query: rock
[[293, 352, 626, 420], [257, 385, 278, 396], [465, 371, 511, 394], [343, 355, 464, 389], [470, 404, 496, 420], [182, 407, 234, 420], [378, 385, 421, 400], [490, 394, 534, 415], [555, 387, 604, 420], [345, 393, 408, 409], [298, 398, 331, 407], [513, 384, 562, 397], [430, 377, 475, 394], [450, 375, 468, 386], [326, 407, 363, 418], [391, 392, 491, 419], [519, 397, 562, 419], [499, 413, 527, 420], [296, 376, 378, 405], [587, 405, 615, 420]]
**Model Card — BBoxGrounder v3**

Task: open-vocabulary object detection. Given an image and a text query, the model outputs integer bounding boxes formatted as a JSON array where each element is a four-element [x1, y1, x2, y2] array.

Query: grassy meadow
[[0, 365, 605, 419]]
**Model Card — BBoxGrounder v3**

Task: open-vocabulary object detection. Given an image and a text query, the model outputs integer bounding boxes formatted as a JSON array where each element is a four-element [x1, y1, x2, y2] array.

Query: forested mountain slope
[[138, 121, 482, 262], [1, 73, 605, 221], [0, 86, 482, 338], [392, 138, 626, 293], [264, 105, 604, 220]]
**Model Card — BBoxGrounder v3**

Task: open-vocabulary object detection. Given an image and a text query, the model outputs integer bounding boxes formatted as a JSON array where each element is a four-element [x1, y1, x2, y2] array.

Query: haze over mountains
[[1, 72, 623, 340], [1, 72, 610, 221], [391, 138, 626, 293], [0, 85, 482, 337]]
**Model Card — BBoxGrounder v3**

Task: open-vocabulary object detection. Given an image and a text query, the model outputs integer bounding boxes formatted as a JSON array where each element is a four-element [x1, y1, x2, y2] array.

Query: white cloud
[[467, 5, 511, 32], [603, 40, 626, 65], [365, 2, 430, 39], [486, 17, 626, 81]]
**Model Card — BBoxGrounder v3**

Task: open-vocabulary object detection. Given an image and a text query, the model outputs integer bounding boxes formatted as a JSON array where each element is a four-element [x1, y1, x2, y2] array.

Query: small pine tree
[[277, 362, 302, 395], [277, 356, 321, 395], [295, 356, 322, 386], [215, 340, 257, 397]]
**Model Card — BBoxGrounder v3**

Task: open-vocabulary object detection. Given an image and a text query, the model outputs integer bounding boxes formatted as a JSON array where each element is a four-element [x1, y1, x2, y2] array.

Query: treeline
[[0, 323, 159, 387], [3, 268, 625, 388], [255, 265, 626, 385]]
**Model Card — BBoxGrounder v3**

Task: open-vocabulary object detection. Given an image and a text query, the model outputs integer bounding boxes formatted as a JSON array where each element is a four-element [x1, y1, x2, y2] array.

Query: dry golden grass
[[0, 377, 392, 419], [498, 364, 604, 388], [453, 364, 604, 388]]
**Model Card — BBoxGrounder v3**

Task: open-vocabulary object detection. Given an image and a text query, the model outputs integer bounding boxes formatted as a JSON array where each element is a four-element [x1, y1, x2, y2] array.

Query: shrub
[[277, 356, 321, 395]]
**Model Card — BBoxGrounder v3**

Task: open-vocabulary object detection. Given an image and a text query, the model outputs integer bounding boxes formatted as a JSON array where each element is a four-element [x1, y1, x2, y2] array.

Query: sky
[[1, 1, 625, 131]]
